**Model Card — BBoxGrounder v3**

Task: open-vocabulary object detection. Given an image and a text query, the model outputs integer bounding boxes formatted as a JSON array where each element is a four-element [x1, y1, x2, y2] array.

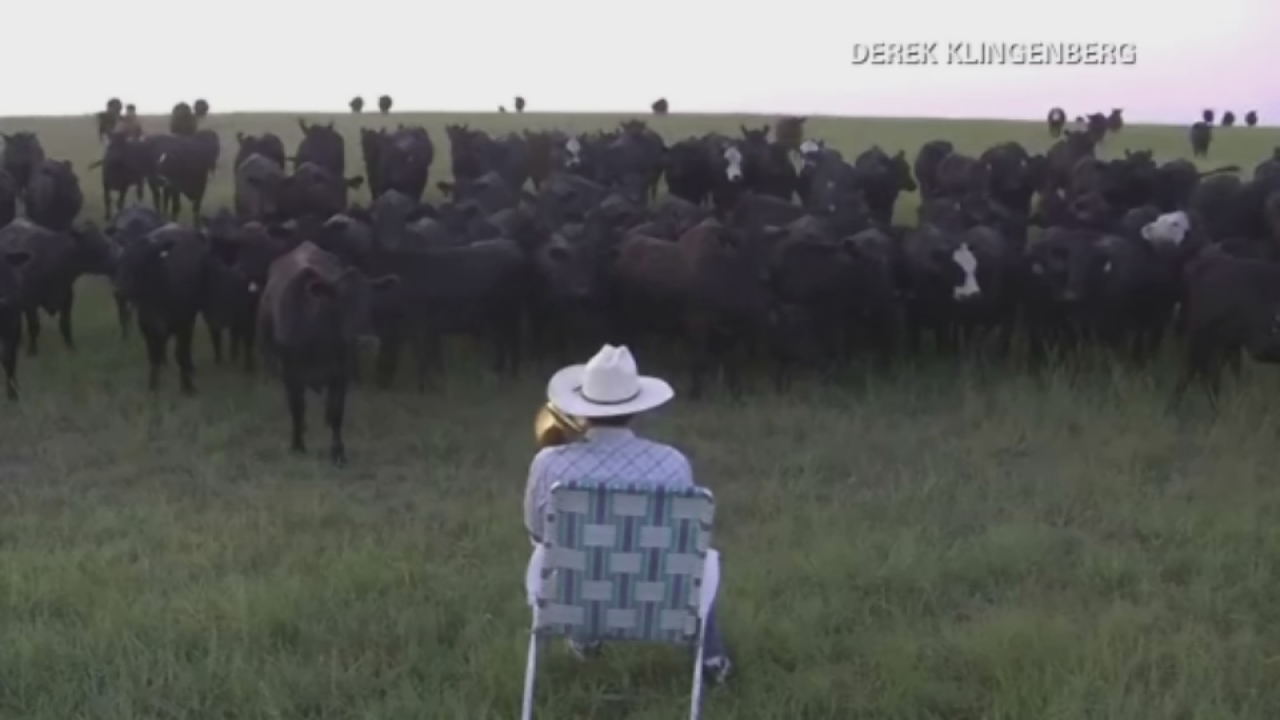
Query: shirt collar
[[584, 427, 636, 443]]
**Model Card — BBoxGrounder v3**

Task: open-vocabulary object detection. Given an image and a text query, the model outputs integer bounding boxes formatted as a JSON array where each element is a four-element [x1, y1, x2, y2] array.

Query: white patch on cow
[[158, 153, 167, 165], [1103, 261, 1112, 274], [1031, 262, 1045, 275], [1141, 211, 1190, 246], [952, 243, 980, 299], [799, 140, 819, 155], [565, 137, 582, 166], [724, 146, 743, 181], [248, 282, 260, 294], [159, 251, 170, 259]]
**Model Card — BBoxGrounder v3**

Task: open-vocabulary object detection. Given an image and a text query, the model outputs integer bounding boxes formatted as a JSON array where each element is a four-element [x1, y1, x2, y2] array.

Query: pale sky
[[2, 0, 1270, 123]]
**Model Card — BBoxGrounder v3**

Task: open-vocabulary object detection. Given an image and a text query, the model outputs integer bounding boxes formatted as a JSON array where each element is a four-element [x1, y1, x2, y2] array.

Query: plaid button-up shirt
[[523, 426, 694, 542]]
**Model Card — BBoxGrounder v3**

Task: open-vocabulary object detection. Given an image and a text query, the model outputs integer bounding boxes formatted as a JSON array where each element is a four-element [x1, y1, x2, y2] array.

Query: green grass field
[[3, 111, 1280, 719]]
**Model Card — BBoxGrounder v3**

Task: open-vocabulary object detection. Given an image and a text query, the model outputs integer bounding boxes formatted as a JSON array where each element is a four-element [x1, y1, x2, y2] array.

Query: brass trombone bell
[[534, 402, 586, 448]]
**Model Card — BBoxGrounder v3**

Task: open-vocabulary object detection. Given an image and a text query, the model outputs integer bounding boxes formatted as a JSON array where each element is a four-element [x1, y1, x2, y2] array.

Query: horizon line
[[0, 109, 1265, 129]]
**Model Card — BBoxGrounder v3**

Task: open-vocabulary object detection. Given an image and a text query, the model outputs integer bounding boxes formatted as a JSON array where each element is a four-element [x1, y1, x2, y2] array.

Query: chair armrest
[[525, 544, 548, 607], [699, 549, 720, 618]]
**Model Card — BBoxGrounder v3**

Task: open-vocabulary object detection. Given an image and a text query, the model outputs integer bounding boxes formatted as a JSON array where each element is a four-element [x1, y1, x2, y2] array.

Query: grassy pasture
[[3, 111, 1280, 719]]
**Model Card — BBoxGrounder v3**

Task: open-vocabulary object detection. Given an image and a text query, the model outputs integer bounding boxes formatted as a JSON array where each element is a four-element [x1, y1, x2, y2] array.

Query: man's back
[[524, 427, 692, 541]]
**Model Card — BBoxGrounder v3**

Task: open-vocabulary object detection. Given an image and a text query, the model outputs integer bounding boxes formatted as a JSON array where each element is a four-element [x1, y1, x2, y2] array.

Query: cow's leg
[[148, 179, 162, 210], [103, 180, 113, 220], [283, 363, 307, 454], [57, 287, 75, 351], [115, 291, 132, 340], [240, 314, 257, 374], [375, 326, 404, 390], [207, 318, 224, 365], [229, 323, 243, 364], [22, 307, 39, 357], [134, 180, 144, 203], [175, 315, 197, 395], [325, 375, 349, 467], [142, 324, 166, 392], [2, 318, 18, 401]]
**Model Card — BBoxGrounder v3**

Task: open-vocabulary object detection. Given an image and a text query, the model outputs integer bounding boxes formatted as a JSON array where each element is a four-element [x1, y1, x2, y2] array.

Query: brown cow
[[257, 241, 399, 466]]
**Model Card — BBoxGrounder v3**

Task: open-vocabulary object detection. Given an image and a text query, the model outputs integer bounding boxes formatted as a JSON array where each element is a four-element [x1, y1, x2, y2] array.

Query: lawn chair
[[521, 480, 720, 720]]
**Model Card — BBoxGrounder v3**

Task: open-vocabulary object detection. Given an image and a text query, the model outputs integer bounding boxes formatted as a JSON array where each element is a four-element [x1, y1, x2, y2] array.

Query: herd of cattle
[[2, 109, 1280, 465], [1045, 107, 1263, 159]]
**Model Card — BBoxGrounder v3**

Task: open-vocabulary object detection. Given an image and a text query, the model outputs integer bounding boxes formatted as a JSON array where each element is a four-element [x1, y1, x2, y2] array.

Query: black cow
[[1172, 245, 1280, 406], [203, 212, 295, 370], [25, 160, 83, 231], [913, 140, 954, 200], [282, 162, 364, 219], [854, 147, 916, 226], [1047, 108, 1067, 137], [104, 204, 168, 339], [89, 134, 150, 217], [1107, 109, 1124, 133], [366, 237, 527, 389], [1, 132, 46, 195], [234, 132, 287, 171], [737, 125, 796, 202], [0, 218, 111, 356], [1019, 227, 1110, 365], [257, 241, 399, 465], [1245, 111, 1259, 128], [1189, 122, 1213, 157], [664, 137, 713, 205], [364, 126, 434, 201], [113, 223, 212, 393], [170, 102, 197, 136], [0, 170, 16, 227], [296, 119, 345, 176], [235, 153, 287, 222], [155, 135, 213, 220]]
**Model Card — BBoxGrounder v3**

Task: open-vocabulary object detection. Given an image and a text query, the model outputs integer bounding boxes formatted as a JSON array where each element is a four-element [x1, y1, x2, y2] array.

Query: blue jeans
[[700, 608, 727, 661]]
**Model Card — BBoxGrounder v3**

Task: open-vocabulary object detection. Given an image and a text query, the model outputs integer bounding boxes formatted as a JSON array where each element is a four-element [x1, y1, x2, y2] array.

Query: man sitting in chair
[[523, 344, 733, 685]]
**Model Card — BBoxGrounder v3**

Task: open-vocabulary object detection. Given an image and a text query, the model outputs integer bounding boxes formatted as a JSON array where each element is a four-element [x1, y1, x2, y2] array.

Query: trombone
[[533, 402, 586, 448]]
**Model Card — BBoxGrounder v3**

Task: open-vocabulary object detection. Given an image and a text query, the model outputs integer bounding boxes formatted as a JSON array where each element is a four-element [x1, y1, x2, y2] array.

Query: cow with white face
[[707, 139, 748, 211], [900, 223, 1019, 355], [951, 243, 980, 300], [563, 137, 583, 168], [797, 139, 824, 170], [723, 145, 743, 182], [1141, 210, 1191, 246]]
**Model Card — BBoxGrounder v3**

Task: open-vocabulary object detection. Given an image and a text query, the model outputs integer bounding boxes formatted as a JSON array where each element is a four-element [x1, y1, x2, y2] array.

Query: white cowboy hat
[[546, 344, 674, 418]]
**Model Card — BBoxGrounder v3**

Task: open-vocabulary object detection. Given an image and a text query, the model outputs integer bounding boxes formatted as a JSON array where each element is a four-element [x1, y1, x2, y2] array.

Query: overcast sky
[[2, 0, 1268, 123]]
